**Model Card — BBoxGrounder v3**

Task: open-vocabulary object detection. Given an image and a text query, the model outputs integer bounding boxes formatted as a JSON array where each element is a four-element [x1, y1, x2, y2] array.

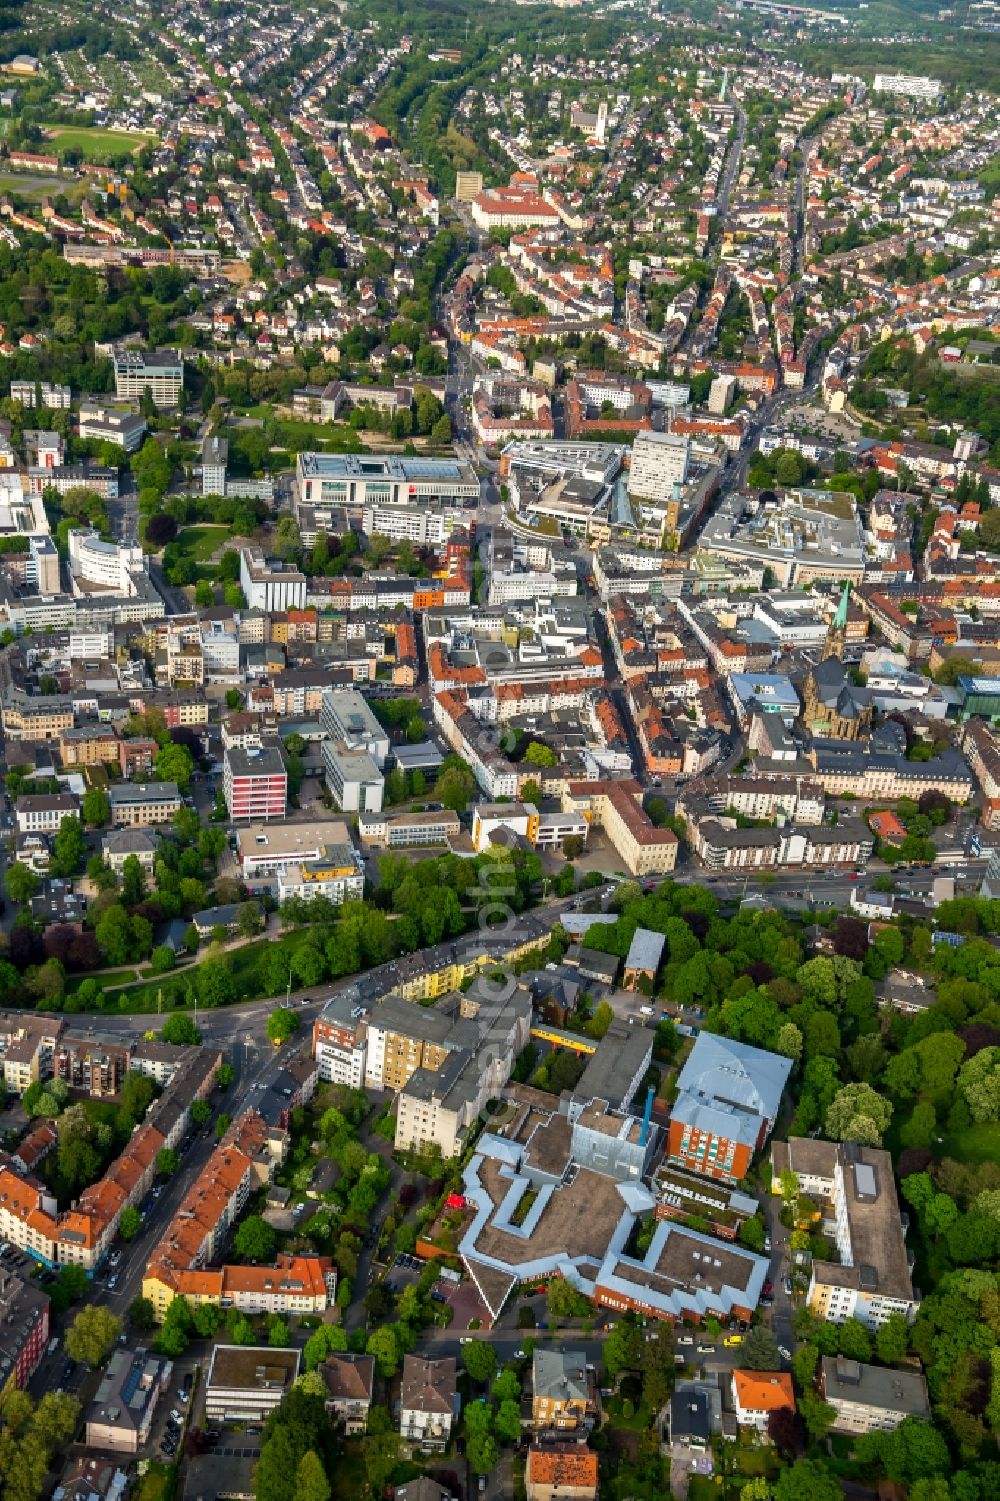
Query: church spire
[[825, 581, 850, 660], [833, 580, 851, 631]]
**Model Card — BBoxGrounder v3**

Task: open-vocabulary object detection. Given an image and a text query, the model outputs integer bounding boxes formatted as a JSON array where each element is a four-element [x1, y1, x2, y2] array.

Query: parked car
[[783, 1275, 793, 1296], [723, 1335, 743, 1348]]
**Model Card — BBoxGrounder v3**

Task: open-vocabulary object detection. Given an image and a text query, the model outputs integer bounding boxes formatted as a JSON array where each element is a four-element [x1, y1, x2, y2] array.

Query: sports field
[[42, 123, 157, 157]]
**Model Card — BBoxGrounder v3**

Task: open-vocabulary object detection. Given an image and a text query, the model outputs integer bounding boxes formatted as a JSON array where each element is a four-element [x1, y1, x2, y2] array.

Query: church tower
[[825, 581, 851, 661]]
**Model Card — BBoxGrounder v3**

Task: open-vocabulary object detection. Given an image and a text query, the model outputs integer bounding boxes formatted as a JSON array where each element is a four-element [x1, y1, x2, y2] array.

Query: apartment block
[[0, 1266, 50, 1389], [312, 995, 368, 1089], [819, 1356, 930, 1434], [771, 1139, 917, 1330]]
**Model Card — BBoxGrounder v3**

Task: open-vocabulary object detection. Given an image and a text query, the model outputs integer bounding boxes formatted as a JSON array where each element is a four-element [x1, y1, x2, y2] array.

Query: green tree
[[267, 1007, 301, 1046], [739, 1324, 781, 1370], [268, 1317, 292, 1348], [65, 1306, 122, 1367], [462, 1341, 498, 1384], [837, 1317, 872, 1362], [798, 1388, 837, 1442], [119, 1206, 142, 1241], [875, 1313, 910, 1366], [825, 1083, 892, 1146], [162, 1014, 202, 1045], [7, 862, 40, 904], [773, 1459, 842, 1501], [293, 1451, 330, 1501], [149, 945, 176, 975], [366, 1325, 401, 1378], [81, 787, 111, 826], [157, 1148, 180, 1176], [494, 1398, 521, 1444], [602, 1320, 643, 1378], [129, 1296, 157, 1331], [435, 756, 476, 813], [154, 741, 195, 792], [234, 1215, 276, 1262], [51, 815, 86, 877]]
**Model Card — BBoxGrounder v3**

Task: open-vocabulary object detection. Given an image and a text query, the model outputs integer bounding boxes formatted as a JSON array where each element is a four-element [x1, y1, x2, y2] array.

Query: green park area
[[42, 123, 157, 158], [98, 930, 305, 1014], [172, 526, 231, 564]]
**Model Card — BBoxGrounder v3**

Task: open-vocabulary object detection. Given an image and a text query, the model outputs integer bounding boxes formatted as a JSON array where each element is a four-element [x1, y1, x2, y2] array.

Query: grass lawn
[[42, 123, 157, 156], [65, 967, 142, 995], [328, 1445, 367, 1501], [134, 1463, 175, 1501], [272, 418, 366, 454], [106, 930, 304, 1013], [686, 1479, 718, 1501], [174, 525, 231, 563], [941, 1121, 1000, 1164]]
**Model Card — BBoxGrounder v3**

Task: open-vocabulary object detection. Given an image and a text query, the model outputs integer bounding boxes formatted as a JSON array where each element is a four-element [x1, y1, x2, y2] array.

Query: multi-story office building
[[108, 782, 182, 827], [357, 808, 461, 849], [113, 350, 183, 409], [321, 742, 384, 814], [202, 434, 228, 496], [627, 430, 690, 504], [562, 779, 679, 877], [237, 820, 354, 881], [68, 529, 147, 596], [296, 451, 478, 513], [15, 793, 79, 833], [204, 1347, 300, 1425], [223, 745, 287, 822], [239, 547, 306, 612], [319, 687, 389, 768]]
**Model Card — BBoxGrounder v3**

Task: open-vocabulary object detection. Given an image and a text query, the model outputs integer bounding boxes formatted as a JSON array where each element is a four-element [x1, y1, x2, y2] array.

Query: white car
[[778, 1345, 792, 1361], [460, 1337, 473, 1345]]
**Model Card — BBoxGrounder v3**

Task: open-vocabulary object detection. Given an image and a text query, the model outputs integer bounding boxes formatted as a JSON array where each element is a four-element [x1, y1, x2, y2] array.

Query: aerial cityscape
[[0, 0, 998, 1499]]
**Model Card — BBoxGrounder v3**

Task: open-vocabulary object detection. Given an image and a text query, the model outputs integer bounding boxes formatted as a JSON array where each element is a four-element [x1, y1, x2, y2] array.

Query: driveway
[[669, 1443, 714, 1500], [761, 1191, 796, 1358]]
